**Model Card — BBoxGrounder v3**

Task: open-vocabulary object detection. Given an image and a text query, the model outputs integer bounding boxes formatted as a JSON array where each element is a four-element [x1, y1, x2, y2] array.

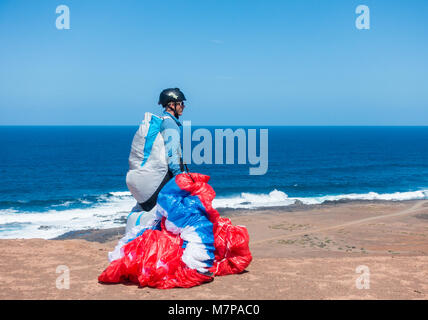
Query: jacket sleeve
[[160, 118, 182, 176]]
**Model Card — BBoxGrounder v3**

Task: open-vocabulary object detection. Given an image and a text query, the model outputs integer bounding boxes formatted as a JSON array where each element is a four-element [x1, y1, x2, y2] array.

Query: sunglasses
[[170, 101, 185, 107]]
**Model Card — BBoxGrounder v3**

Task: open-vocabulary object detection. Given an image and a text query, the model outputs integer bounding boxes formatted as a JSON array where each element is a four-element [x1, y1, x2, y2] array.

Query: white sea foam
[[212, 189, 428, 209], [1, 189, 427, 239], [51, 201, 74, 208], [0, 192, 136, 239], [108, 191, 132, 197]]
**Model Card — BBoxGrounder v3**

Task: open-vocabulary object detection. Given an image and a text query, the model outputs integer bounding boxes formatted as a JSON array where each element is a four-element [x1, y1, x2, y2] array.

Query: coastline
[[1, 199, 428, 299], [51, 199, 427, 242]]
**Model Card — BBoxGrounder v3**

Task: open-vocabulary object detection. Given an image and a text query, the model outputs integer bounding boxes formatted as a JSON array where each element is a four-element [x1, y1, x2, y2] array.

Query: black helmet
[[158, 88, 186, 107]]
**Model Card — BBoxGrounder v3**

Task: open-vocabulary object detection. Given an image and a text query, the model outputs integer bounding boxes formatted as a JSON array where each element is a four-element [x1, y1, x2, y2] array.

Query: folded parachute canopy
[[98, 173, 252, 289]]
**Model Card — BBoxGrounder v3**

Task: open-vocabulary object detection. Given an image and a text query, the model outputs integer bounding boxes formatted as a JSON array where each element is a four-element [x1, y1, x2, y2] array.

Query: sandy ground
[[1, 200, 428, 299]]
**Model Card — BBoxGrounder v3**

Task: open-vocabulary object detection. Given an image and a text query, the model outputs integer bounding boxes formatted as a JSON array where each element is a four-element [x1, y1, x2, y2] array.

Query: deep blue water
[[1, 126, 428, 238], [1, 126, 428, 211]]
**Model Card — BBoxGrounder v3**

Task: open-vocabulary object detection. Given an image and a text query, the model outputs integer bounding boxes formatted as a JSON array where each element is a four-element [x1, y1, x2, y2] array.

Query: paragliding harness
[[138, 161, 193, 211], [138, 170, 173, 211], [137, 126, 193, 211], [183, 162, 195, 182]]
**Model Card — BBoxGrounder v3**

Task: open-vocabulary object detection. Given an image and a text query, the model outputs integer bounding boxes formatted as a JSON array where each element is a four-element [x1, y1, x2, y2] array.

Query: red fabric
[[210, 217, 252, 276], [176, 173, 252, 276], [98, 173, 252, 289]]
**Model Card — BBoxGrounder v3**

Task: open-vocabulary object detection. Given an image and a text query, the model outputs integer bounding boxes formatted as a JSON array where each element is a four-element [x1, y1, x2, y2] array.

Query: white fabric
[[126, 112, 168, 204], [108, 205, 160, 262]]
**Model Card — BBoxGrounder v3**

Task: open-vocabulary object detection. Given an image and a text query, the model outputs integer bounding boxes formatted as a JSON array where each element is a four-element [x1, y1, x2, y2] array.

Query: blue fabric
[[157, 178, 215, 268], [135, 212, 142, 226], [127, 206, 140, 220], [162, 109, 182, 128], [141, 115, 163, 167], [160, 110, 183, 176]]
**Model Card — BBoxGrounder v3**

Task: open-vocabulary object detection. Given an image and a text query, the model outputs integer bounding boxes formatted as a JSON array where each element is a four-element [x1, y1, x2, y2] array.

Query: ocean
[[1, 126, 428, 239]]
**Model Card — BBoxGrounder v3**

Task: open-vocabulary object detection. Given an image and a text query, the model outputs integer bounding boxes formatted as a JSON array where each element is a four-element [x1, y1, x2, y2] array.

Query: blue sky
[[0, 0, 427, 125]]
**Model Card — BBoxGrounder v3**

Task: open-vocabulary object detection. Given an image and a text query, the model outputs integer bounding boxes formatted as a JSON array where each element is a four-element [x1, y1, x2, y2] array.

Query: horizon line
[[1, 124, 428, 127]]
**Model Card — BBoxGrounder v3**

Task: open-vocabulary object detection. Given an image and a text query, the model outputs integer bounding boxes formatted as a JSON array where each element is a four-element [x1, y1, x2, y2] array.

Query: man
[[159, 87, 186, 180], [124, 88, 187, 232], [115, 88, 215, 278]]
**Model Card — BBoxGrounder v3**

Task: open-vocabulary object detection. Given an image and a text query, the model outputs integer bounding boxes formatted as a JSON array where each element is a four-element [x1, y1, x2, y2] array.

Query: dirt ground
[[1, 200, 428, 299]]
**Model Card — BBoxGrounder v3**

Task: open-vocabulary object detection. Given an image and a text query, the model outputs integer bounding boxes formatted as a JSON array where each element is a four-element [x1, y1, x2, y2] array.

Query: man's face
[[169, 101, 185, 117]]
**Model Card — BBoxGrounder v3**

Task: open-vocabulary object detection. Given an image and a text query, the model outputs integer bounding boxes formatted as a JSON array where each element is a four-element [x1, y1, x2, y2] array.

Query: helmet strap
[[173, 103, 180, 119], [166, 103, 179, 119]]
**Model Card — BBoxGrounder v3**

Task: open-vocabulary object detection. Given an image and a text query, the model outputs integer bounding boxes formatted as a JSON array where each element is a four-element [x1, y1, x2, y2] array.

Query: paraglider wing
[[98, 173, 252, 289]]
